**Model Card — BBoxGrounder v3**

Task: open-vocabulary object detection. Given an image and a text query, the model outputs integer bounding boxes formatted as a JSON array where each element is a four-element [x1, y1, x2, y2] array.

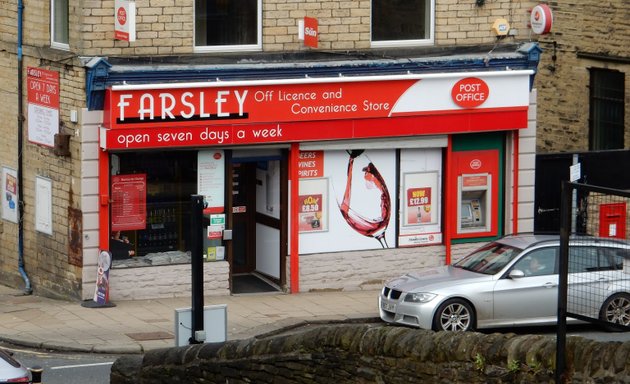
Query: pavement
[[0, 284, 381, 354]]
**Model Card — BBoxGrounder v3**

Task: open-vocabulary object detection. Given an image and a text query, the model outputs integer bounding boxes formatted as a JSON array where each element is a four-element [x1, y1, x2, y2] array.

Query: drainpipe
[[17, 0, 32, 294]]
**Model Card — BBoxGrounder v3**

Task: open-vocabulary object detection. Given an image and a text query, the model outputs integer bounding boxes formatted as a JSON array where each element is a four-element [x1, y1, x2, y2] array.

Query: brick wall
[[1, 0, 539, 57], [534, 0, 630, 152], [0, 50, 87, 298]]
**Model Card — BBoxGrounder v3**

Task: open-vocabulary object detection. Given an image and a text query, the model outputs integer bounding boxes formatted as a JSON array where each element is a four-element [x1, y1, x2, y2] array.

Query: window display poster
[[35, 176, 53, 235], [298, 150, 324, 178], [398, 148, 443, 247], [1, 167, 18, 223], [298, 178, 328, 232], [111, 174, 147, 231], [298, 149, 396, 253], [406, 186, 432, 224], [198, 150, 225, 212]]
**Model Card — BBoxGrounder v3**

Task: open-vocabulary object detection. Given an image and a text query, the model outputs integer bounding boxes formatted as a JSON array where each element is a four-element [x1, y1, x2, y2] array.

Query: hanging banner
[[111, 174, 147, 231]]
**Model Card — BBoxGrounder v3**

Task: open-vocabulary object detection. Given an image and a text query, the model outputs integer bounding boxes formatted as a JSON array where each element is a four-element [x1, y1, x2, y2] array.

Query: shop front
[[97, 69, 535, 299]]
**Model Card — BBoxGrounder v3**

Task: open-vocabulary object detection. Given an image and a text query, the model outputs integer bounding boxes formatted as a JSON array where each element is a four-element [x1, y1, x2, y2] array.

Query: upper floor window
[[51, 0, 69, 50], [194, 0, 262, 52], [589, 68, 625, 150], [371, 0, 434, 47]]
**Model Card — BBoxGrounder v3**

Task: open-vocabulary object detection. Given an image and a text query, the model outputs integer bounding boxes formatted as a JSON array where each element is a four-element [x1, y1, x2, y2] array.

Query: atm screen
[[461, 203, 473, 223]]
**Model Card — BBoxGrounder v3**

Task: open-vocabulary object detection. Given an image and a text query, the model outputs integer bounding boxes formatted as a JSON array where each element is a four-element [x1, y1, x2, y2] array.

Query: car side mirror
[[509, 269, 525, 279]]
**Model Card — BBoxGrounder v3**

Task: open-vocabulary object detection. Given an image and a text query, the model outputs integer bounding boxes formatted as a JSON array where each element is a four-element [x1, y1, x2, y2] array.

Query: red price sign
[[407, 188, 431, 207]]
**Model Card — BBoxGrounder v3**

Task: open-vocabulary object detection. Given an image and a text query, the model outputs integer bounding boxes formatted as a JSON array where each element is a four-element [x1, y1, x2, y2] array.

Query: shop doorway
[[228, 152, 287, 294]]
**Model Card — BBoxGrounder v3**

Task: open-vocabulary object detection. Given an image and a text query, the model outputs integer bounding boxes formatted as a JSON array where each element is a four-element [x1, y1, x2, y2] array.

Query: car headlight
[[404, 292, 437, 303]]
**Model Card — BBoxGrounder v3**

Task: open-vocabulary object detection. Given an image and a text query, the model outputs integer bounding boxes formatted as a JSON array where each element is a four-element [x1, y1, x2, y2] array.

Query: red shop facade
[[97, 70, 536, 299]]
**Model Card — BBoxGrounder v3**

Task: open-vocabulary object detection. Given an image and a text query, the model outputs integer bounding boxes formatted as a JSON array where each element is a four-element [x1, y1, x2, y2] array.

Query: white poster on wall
[[1, 167, 18, 223], [35, 176, 53, 235], [299, 149, 397, 253], [398, 148, 443, 246], [197, 150, 225, 212]]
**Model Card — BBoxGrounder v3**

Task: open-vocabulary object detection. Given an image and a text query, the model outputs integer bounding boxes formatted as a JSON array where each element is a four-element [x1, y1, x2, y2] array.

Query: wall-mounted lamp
[[476, 0, 485, 6]]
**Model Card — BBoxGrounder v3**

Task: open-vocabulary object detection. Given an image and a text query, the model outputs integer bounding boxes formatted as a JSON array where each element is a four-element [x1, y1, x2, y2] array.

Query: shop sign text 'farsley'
[[116, 90, 249, 123]]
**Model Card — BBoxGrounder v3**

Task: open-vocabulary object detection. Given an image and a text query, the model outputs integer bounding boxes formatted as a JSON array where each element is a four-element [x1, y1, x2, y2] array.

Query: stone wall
[[0, 48, 87, 299], [0, 0, 539, 57], [110, 323, 630, 383], [534, 0, 630, 152]]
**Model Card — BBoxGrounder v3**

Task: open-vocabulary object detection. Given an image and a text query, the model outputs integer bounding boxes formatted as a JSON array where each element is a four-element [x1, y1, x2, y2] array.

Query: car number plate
[[381, 301, 396, 312]]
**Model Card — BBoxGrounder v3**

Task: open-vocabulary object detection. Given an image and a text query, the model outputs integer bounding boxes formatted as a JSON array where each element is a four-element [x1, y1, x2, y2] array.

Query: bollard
[[29, 366, 43, 383]]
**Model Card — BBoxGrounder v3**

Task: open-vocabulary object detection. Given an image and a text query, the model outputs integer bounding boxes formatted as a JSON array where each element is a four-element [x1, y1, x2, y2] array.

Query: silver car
[[0, 349, 30, 384], [379, 234, 630, 331]]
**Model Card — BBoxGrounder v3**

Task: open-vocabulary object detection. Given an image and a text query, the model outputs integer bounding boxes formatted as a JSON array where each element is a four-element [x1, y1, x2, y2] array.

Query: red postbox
[[599, 203, 627, 239]]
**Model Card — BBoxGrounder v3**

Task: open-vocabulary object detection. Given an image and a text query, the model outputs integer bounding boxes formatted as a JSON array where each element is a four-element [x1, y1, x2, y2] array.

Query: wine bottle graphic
[[338, 150, 391, 248]]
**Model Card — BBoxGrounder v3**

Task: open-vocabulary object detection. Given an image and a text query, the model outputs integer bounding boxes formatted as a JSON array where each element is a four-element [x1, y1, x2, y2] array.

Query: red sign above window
[[101, 72, 532, 150]]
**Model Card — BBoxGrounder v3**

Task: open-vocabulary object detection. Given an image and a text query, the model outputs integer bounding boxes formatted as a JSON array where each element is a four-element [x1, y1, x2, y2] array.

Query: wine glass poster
[[298, 149, 397, 253]]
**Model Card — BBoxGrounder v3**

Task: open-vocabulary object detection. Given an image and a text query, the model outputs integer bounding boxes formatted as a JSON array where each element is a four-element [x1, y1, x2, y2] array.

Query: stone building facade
[[534, 1, 630, 153], [0, 0, 541, 300]]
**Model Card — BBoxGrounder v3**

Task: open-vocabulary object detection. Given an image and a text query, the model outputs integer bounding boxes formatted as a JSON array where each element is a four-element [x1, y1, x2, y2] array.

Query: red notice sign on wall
[[111, 174, 147, 231], [27, 67, 59, 147], [304, 17, 318, 48]]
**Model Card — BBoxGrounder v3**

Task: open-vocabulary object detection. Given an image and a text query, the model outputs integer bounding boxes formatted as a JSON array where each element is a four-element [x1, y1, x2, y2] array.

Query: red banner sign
[[27, 67, 60, 108], [101, 72, 532, 150], [104, 80, 415, 129], [298, 151, 324, 178]]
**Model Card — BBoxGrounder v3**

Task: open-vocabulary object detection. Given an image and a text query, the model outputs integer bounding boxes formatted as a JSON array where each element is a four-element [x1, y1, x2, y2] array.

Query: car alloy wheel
[[433, 299, 475, 332], [600, 293, 630, 329]]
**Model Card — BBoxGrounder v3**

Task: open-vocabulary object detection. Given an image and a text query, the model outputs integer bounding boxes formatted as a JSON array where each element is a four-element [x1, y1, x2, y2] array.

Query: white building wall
[[80, 109, 104, 300]]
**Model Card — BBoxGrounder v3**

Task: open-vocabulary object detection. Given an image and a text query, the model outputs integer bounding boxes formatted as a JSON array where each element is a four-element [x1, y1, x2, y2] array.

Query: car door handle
[[543, 282, 557, 288]]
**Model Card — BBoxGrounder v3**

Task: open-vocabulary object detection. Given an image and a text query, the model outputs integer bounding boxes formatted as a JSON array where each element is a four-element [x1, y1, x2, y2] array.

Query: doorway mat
[[232, 274, 279, 294]]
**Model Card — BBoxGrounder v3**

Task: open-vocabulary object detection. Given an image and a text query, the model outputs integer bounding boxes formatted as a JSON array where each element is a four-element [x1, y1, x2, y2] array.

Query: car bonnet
[[386, 265, 490, 293]]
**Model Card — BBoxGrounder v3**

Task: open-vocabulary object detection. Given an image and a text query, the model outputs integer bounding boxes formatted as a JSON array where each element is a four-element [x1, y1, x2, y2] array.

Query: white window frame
[[370, 0, 435, 48], [50, 0, 69, 50], [193, 0, 263, 53]]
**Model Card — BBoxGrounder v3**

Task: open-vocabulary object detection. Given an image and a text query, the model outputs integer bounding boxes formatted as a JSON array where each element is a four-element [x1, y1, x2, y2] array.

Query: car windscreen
[[453, 242, 523, 275]]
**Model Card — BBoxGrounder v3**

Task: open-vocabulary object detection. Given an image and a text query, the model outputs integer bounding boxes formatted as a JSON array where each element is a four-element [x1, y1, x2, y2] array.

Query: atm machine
[[458, 173, 491, 233], [451, 149, 498, 239]]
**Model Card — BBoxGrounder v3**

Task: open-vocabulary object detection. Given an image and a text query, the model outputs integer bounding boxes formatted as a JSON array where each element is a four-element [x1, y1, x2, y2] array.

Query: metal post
[[555, 180, 572, 384], [29, 366, 43, 384], [190, 195, 205, 344]]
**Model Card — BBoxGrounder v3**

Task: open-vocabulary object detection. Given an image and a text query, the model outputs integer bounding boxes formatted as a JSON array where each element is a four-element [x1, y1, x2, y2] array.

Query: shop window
[[194, 0, 261, 52], [371, 0, 434, 47], [51, 0, 69, 50], [110, 151, 198, 267], [589, 68, 625, 150]]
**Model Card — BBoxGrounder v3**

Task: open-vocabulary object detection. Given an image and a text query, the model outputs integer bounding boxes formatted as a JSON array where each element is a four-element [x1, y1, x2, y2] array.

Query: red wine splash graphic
[[338, 150, 391, 248]]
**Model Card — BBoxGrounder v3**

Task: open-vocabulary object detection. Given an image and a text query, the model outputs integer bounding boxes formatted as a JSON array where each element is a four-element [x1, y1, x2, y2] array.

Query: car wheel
[[599, 293, 630, 331], [432, 299, 475, 332]]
